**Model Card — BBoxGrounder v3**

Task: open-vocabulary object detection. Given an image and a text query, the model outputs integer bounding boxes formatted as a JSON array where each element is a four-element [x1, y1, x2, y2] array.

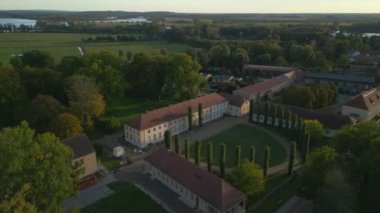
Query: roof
[[219, 92, 247, 107], [63, 134, 95, 159], [344, 88, 380, 111], [305, 72, 375, 84], [282, 105, 355, 130], [243, 64, 298, 73], [128, 93, 228, 130], [234, 72, 296, 98], [145, 148, 246, 211]]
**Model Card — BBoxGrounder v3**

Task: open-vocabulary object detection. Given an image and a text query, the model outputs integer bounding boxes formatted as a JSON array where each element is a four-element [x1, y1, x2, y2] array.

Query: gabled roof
[[305, 72, 375, 84], [234, 72, 296, 98], [243, 64, 298, 73], [128, 93, 228, 130], [145, 148, 246, 211], [63, 134, 95, 159], [344, 88, 380, 111], [282, 105, 355, 130], [219, 92, 247, 107]]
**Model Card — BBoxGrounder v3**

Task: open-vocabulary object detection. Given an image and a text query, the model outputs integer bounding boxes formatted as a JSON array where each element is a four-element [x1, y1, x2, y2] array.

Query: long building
[[125, 93, 228, 148], [233, 70, 301, 101], [145, 148, 246, 213]]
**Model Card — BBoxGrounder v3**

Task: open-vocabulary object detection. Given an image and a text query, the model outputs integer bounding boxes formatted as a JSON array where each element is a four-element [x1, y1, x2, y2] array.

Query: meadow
[[0, 33, 191, 63]]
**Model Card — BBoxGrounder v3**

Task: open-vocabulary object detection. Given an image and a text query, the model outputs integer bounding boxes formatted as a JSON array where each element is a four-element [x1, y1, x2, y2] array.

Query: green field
[[193, 124, 287, 167], [82, 182, 167, 213], [0, 33, 191, 63]]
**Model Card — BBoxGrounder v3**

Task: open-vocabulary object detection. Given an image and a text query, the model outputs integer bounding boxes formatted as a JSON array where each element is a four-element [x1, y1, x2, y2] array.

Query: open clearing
[[0, 33, 191, 63]]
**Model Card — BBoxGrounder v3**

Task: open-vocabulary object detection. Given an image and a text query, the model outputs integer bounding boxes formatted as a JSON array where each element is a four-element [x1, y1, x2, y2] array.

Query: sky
[[1, 0, 380, 13]]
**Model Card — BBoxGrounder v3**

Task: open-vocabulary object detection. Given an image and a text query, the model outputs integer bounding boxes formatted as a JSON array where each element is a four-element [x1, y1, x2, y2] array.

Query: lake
[[0, 18, 37, 27]]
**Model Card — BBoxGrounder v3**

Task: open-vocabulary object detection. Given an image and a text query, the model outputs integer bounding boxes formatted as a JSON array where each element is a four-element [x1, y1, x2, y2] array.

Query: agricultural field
[[193, 124, 287, 167], [0, 33, 192, 63]]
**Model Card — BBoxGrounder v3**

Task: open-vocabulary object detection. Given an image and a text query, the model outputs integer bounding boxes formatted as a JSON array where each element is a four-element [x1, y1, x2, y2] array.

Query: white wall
[[125, 101, 228, 148]]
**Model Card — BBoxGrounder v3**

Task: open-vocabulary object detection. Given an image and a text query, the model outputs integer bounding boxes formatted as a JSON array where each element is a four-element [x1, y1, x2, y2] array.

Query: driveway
[[64, 174, 116, 210]]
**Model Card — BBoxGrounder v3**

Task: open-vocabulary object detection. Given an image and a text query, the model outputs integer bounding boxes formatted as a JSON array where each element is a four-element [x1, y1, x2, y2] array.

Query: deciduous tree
[[227, 160, 265, 197], [0, 121, 75, 211], [49, 113, 83, 139], [65, 75, 105, 129]]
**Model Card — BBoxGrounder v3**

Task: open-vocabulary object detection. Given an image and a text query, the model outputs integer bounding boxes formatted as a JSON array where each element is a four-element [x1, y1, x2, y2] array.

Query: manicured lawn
[[0, 33, 191, 63], [82, 182, 167, 213], [193, 124, 287, 168], [250, 177, 301, 213]]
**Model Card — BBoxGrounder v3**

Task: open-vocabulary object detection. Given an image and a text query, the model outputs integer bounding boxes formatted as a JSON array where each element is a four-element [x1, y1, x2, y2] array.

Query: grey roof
[[63, 134, 95, 158], [305, 72, 375, 84], [243, 64, 298, 72]]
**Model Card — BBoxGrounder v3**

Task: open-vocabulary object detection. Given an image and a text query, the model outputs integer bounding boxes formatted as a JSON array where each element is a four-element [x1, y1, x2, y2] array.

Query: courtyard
[[81, 181, 167, 213], [191, 123, 288, 167]]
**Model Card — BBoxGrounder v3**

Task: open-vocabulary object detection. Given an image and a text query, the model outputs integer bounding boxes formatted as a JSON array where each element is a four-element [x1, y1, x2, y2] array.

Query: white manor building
[[342, 88, 380, 121], [145, 148, 246, 213], [125, 93, 228, 148]]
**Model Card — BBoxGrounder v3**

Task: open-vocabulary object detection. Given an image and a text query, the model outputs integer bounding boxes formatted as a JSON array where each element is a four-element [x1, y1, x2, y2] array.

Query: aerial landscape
[[1, 0, 380, 212]]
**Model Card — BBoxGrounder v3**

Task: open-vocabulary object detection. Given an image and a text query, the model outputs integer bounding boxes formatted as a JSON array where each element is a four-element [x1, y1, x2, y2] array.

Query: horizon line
[[1, 9, 380, 15]]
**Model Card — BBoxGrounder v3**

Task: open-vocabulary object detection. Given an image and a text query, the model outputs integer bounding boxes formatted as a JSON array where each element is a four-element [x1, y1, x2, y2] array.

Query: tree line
[[1, 49, 205, 136]]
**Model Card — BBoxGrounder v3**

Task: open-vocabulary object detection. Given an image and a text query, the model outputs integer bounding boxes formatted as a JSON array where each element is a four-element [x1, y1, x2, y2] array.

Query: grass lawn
[[98, 154, 120, 171], [0, 33, 191, 63], [82, 181, 167, 213], [250, 177, 301, 213], [192, 124, 287, 168]]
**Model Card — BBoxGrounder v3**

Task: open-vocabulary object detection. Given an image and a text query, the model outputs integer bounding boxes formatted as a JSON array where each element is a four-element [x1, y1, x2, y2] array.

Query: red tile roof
[[145, 148, 246, 211], [234, 72, 296, 98], [344, 88, 380, 111], [218, 92, 247, 107], [128, 93, 228, 130]]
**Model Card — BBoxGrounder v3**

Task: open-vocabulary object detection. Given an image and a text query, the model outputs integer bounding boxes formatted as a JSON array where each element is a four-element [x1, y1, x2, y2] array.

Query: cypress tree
[[198, 103, 203, 127], [257, 101, 261, 123], [220, 144, 226, 177], [174, 135, 180, 154], [184, 139, 190, 159], [298, 119, 305, 149], [188, 106, 193, 130], [263, 146, 270, 178], [249, 99, 254, 122], [280, 107, 285, 131], [264, 102, 270, 126], [249, 146, 256, 164], [207, 142, 213, 172], [195, 140, 201, 165], [303, 132, 310, 164], [164, 130, 172, 150], [235, 145, 241, 166], [292, 114, 298, 140], [286, 111, 292, 136], [272, 105, 278, 128], [288, 141, 296, 175]]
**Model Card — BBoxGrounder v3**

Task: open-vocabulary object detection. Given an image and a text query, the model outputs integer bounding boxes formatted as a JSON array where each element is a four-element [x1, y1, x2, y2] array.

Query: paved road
[[64, 174, 116, 210], [115, 163, 195, 213]]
